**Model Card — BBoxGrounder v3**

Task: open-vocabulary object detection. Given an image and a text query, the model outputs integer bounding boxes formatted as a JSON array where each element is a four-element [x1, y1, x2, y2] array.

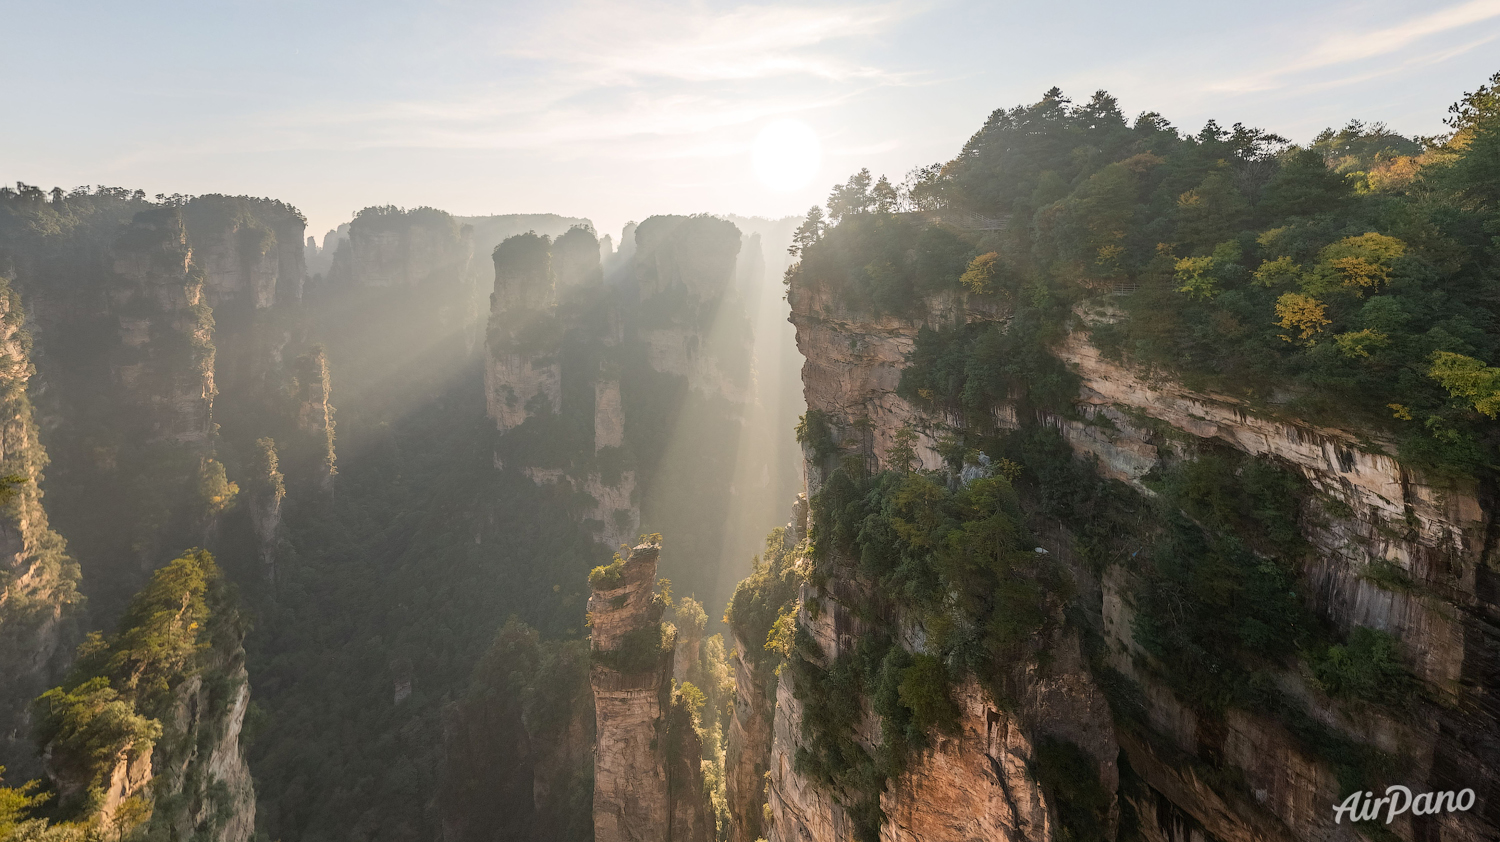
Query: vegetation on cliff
[[762, 70, 1500, 840], [794, 71, 1500, 476], [6, 548, 247, 840]]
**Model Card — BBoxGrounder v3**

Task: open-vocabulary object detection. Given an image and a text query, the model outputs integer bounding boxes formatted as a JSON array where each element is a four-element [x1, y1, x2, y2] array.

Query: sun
[[752, 119, 821, 192]]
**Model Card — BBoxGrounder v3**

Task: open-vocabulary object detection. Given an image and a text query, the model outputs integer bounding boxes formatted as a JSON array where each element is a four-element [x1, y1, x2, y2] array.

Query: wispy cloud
[[1209, 0, 1500, 93], [507, 0, 921, 85], [220, 0, 923, 159]]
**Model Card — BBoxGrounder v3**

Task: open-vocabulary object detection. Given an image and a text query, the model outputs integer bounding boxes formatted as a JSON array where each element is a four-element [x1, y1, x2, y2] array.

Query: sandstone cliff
[[0, 274, 82, 783], [726, 272, 1499, 842], [32, 549, 254, 842], [589, 540, 713, 842]]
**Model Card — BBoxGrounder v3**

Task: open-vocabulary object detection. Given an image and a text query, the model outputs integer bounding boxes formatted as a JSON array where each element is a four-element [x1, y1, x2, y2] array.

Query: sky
[[3, 0, 1499, 242]]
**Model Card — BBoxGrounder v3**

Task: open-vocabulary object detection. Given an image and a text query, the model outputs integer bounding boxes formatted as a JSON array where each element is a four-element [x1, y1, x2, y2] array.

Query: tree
[[872, 176, 898, 213], [826, 169, 875, 223], [788, 206, 826, 256], [1275, 292, 1330, 342], [1429, 352, 1500, 417], [886, 426, 919, 473], [959, 253, 1001, 294], [1259, 149, 1350, 217]]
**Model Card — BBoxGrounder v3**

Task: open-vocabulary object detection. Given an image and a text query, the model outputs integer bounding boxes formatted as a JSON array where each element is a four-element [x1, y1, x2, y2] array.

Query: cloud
[[505, 0, 922, 85], [1208, 0, 1500, 93], [195, 0, 923, 160]]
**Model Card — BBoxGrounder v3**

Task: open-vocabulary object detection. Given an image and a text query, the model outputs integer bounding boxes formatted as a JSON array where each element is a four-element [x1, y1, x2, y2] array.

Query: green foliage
[[1133, 455, 1313, 710], [1032, 738, 1111, 842], [897, 312, 1079, 421], [725, 527, 804, 674], [895, 655, 957, 732], [196, 459, 239, 518], [28, 548, 239, 826], [790, 213, 976, 315], [793, 77, 1500, 474], [32, 678, 161, 809], [811, 466, 1066, 678], [0, 769, 48, 838], [794, 409, 839, 460], [591, 623, 671, 674], [588, 554, 625, 591], [1309, 626, 1417, 708]]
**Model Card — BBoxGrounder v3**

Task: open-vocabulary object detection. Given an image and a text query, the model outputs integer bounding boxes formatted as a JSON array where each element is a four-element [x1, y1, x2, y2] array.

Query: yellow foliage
[[1328, 256, 1385, 289], [1312, 233, 1406, 293], [1174, 256, 1218, 300], [1334, 329, 1389, 358], [1095, 242, 1125, 273], [1275, 293, 1330, 341], [1428, 351, 1500, 418], [1366, 155, 1422, 192], [1388, 403, 1414, 421], [959, 252, 1000, 295], [1253, 256, 1301, 287]]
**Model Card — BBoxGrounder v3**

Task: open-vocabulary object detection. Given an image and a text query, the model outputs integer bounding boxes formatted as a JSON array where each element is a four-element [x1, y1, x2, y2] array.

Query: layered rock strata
[[728, 280, 1499, 842], [0, 275, 81, 781], [589, 541, 712, 842]]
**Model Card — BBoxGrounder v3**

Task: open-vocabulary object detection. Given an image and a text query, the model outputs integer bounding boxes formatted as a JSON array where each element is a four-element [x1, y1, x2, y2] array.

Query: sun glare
[[752, 119, 821, 192]]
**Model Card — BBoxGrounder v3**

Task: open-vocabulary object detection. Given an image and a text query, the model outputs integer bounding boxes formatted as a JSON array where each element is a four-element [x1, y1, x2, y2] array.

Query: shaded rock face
[[46, 620, 256, 842], [292, 348, 337, 490], [740, 283, 1500, 842], [725, 634, 773, 842], [151, 657, 257, 842], [763, 581, 1116, 842], [109, 208, 218, 445], [345, 214, 473, 290], [184, 196, 307, 309], [486, 232, 561, 434], [589, 542, 711, 842], [595, 378, 625, 451], [0, 277, 81, 781]]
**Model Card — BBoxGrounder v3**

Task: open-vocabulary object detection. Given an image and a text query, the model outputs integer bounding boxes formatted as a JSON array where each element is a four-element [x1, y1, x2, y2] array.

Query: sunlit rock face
[[588, 541, 712, 842], [732, 280, 1500, 842], [0, 277, 81, 782]]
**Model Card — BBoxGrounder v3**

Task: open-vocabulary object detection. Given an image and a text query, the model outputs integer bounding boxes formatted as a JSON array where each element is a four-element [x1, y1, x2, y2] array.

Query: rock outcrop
[[0, 274, 81, 782], [728, 275, 1500, 842], [341, 207, 472, 290], [109, 206, 219, 446], [183, 194, 307, 309], [486, 232, 561, 432], [589, 540, 712, 842]]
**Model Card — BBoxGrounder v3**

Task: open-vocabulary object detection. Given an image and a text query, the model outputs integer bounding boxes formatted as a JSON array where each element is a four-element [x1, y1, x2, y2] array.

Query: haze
[[5, 0, 1500, 239]]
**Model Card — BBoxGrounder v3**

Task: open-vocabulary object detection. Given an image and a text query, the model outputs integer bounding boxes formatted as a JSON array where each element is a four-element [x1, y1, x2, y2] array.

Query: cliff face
[[589, 541, 712, 842], [146, 641, 257, 842], [32, 550, 254, 842], [0, 275, 81, 782], [729, 280, 1499, 842], [184, 195, 307, 309], [110, 207, 219, 446], [486, 232, 561, 432], [343, 209, 472, 290]]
